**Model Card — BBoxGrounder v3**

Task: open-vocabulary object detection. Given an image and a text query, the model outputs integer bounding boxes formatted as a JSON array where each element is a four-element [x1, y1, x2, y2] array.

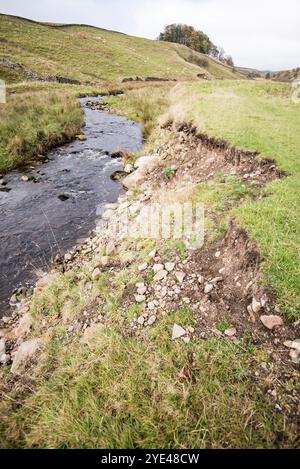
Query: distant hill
[[0, 13, 244, 83], [267, 68, 300, 82]]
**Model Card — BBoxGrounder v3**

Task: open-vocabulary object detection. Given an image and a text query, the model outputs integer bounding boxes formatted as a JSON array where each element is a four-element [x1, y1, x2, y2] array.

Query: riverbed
[[0, 97, 143, 316]]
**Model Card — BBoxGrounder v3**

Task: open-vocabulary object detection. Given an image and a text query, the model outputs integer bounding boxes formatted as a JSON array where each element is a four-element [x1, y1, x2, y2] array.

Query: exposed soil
[[147, 122, 287, 190]]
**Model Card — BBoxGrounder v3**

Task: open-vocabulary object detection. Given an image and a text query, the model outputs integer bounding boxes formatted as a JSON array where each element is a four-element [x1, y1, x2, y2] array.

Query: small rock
[[92, 268, 101, 280], [211, 277, 223, 283], [12, 313, 33, 338], [172, 324, 187, 340], [148, 315, 156, 326], [215, 251, 221, 258], [147, 301, 156, 311], [100, 256, 110, 266], [187, 326, 195, 334], [224, 328, 237, 337], [148, 249, 157, 259], [137, 315, 145, 325], [252, 297, 262, 314], [136, 282, 145, 289], [219, 267, 225, 275], [175, 271, 186, 285], [76, 134, 86, 141], [0, 353, 10, 366], [182, 336, 190, 344], [197, 275, 204, 284], [11, 338, 42, 374], [284, 339, 300, 351], [138, 262, 148, 272], [0, 338, 5, 356], [21, 175, 29, 182], [64, 253, 73, 262], [124, 164, 134, 174], [106, 241, 115, 256], [165, 262, 175, 272], [247, 304, 256, 323], [154, 270, 168, 282], [153, 264, 164, 273], [204, 284, 214, 294], [290, 349, 300, 364], [260, 315, 283, 330], [135, 295, 146, 303], [137, 286, 147, 295]]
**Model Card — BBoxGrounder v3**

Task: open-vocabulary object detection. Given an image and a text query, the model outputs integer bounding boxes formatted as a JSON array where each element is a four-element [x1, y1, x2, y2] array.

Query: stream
[[0, 97, 143, 316]]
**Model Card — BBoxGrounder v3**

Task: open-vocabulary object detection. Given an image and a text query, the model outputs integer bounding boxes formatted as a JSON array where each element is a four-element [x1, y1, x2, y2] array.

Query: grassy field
[[0, 14, 243, 83]]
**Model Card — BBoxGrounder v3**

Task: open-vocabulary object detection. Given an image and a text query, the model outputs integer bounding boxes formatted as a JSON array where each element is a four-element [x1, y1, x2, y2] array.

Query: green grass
[[107, 86, 170, 138], [0, 314, 293, 449], [0, 81, 124, 172], [168, 80, 300, 318], [0, 14, 241, 83]]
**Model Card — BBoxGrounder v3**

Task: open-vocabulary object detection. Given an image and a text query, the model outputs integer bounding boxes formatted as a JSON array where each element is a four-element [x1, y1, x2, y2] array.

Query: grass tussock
[[107, 85, 171, 139]]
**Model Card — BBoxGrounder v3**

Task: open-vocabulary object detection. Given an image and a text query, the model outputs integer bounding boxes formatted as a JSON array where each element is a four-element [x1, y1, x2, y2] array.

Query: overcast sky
[[1, 0, 299, 70]]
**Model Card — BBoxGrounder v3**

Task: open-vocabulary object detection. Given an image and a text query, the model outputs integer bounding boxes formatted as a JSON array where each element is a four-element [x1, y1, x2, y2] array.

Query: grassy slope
[[0, 14, 242, 82], [167, 80, 300, 317]]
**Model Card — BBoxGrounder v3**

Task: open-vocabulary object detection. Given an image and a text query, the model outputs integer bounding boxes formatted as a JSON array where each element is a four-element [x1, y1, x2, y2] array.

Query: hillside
[[0, 14, 243, 83]]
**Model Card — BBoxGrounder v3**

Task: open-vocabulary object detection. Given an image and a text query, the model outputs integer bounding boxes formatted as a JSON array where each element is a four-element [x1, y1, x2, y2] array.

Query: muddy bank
[[0, 97, 143, 315]]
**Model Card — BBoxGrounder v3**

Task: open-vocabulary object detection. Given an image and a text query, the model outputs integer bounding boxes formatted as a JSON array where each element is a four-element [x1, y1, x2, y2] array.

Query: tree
[[158, 24, 215, 55], [226, 56, 234, 67]]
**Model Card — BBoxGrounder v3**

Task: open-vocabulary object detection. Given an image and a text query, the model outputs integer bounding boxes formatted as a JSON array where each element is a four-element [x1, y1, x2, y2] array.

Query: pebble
[[135, 295, 146, 303], [137, 286, 147, 295], [137, 315, 145, 325], [247, 304, 256, 323], [0, 353, 10, 366], [153, 264, 164, 273], [284, 339, 300, 351], [154, 270, 168, 282], [148, 249, 157, 259], [204, 284, 214, 294], [138, 262, 148, 272], [215, 251, 221, 258], [147, 301, 156, 311], [172, 324, 187, 340], [260, 315, 283, 330], [197, 275, 204, 284], [21, 175, 29, 182], [0, 338, 5, 356], [100, 256, 110, 266], [224, 328, 237, 337], [252, 297, 262, 314], [211, 277, 223, 283], [148, 315, 156, 326], [175, 271, 186, 285], [290, 349, 300, 364], [92, 268, 101, 280], [165, 263, 175, 272]]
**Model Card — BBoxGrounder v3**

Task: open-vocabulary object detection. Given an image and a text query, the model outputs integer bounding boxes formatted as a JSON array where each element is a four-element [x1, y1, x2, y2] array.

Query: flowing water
[[0, 97, 143, 316]]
